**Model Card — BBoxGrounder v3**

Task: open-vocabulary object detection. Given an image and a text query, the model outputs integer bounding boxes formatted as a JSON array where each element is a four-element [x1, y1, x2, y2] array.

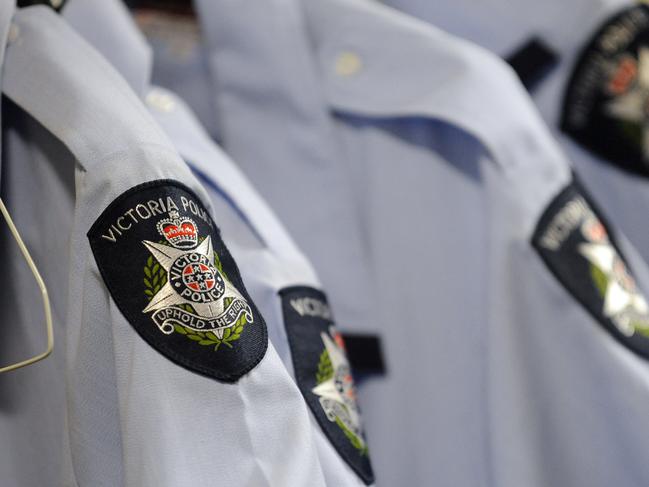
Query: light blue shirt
[[62, 0, 372, 484], [1, 4, 328, 486], [189, 0, 649, 485], [382, 0, 649, 284]]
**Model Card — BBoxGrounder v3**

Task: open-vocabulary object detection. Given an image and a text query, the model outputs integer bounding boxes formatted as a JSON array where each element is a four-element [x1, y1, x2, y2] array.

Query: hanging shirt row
[[2, 0, 649, 486]]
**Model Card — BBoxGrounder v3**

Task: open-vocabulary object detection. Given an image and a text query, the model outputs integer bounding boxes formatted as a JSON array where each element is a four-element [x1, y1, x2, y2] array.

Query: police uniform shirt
[[191, 0, 649, 486], [1, 5, 329, 486], [381, 0, 649, 276], [62, 0, 375, 483], [145, 87, 375, 486]]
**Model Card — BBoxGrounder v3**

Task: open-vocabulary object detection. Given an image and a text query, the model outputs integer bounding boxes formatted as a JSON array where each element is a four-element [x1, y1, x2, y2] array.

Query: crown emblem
[[156, 211, 198, 249], [581, 216, 608, 243]]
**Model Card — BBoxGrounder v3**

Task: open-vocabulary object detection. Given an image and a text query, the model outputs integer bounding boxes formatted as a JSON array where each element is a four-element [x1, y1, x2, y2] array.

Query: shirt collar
[[62, 0, 152, 98], [300, 0, 569, 172], [4, 5, 176, 172]]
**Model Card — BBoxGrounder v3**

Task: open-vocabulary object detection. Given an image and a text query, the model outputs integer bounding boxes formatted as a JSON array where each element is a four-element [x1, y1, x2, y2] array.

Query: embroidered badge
[[88, 180, 267, 382], [562, 4, 649, 176], [279, 286, 374, 485], [533, 181, 649, 357]]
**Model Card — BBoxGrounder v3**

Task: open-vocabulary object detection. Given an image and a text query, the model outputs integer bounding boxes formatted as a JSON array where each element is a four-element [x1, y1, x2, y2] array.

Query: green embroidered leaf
[[316, 349, 334, 384], [335, 417, 368, 455], [590, 263, 609, 297], [144, 255, 168, 295], [143, 251, 249, 353], [213, 251, 225, 276], [632, 324, 649, 338]]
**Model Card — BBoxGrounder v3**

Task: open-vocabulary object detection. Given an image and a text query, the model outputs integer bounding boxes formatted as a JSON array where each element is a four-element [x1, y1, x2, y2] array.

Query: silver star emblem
[[312, 331, 363, 443], [142, 236, 247, 338], [606, 47, 649, 157], [579, 241, 649, 335]]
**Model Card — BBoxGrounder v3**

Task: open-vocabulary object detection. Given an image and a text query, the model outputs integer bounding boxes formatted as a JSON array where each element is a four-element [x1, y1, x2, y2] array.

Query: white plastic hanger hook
[[0, 197, 53, 373]]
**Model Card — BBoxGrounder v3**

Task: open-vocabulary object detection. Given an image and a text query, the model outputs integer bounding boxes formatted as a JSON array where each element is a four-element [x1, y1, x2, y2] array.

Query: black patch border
[[532, 178, 649, 359], [560, 4, 649, 177], [88, 179, 268, 383], [279, 285, 375, 485]]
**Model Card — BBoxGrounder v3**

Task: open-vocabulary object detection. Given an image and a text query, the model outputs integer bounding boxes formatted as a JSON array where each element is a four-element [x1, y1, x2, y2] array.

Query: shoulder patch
[[279, 286, 374, 485], [561, 4, 649, 176], [533, 180, 649, 357], [87, 180, 267, 383]]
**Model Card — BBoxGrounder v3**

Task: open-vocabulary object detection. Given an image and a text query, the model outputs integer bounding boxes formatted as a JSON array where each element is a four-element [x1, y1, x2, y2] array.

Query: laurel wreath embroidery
[[315, 348, 368, 455], [634, 322, 649, 338], [589, 262, 649, 337], [172, 302, 246, 351], [144, 254, 167, 297], [316, 349, 334, 384], [336, 417, 369, 456], [590, 263, 608, 297], [144, 245, 248, 351]]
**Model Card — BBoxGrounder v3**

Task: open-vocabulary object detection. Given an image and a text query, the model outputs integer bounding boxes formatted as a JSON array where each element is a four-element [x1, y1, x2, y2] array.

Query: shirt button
[[146, 90, 175, 112], [335, 51, 363, 77]]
